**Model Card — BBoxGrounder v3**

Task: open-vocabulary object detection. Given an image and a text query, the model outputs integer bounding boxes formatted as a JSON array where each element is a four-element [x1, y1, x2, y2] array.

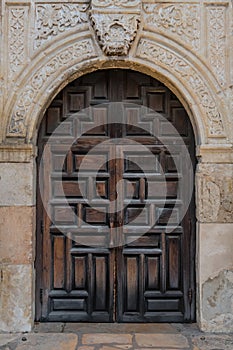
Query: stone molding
[[197, 144, 233, 163], [0, 144, 36, 162]]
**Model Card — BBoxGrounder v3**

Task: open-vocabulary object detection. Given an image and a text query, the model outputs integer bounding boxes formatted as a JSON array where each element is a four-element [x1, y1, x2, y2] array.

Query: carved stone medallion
[[90, 0, 141, 56]]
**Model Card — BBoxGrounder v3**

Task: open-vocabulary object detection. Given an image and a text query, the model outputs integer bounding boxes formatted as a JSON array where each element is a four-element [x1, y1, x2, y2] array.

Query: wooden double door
[[36, 70, 196, 322]]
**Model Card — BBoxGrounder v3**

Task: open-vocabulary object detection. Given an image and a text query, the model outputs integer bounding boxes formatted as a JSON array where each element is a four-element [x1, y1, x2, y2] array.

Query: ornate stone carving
[[8, 6, 29, 79], [206, 6, 226, 86], [8, 39, 96, 137], [90, 0, 141, 55], [198, 178, 221, 222], [197, 164, 233, 222], [143, 3, 200, 51], [136, 38, 224, 137], [34, 3, 89, 49]]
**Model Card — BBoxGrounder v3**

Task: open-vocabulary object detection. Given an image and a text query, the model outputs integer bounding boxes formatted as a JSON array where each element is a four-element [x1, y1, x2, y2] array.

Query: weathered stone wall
[[0, 0, 232, 333], [0, 159, 36, 332]]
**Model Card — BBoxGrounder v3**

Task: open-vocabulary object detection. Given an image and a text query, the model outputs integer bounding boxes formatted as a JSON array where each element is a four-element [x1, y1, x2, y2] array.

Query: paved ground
[[0, 323, 232, 350]]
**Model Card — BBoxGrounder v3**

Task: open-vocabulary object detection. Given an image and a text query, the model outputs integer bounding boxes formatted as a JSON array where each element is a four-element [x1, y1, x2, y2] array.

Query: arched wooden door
[[36, 70, 196, 322]]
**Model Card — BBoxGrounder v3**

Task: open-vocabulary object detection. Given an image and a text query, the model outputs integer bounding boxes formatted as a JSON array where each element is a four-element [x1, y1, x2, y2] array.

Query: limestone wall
[[0, 0, 232, 333]]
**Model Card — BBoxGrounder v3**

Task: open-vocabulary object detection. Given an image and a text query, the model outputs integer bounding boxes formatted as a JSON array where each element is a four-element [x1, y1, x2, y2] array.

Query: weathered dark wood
[[36, 69, 196, 322]]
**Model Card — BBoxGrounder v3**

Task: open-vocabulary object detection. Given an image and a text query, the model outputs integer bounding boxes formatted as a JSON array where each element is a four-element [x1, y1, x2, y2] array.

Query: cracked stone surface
[[0, 334, 78, 350], [202, 270, 233, 333], [0, 334, 18, 347], [135, 333, 189, 348], [82, 334, 132, 345], [192, 334, 233, 350]]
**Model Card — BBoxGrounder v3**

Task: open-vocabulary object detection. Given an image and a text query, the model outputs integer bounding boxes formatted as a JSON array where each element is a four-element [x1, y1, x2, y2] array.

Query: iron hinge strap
[[188, 288, 193, 304], [40, 288, 43, 304], [40, 220, 44, 233]]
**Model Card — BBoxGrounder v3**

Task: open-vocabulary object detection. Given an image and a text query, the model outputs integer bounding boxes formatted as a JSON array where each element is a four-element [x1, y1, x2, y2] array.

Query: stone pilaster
[[0, 152, 35, 332], [196, 146, 233, 332]]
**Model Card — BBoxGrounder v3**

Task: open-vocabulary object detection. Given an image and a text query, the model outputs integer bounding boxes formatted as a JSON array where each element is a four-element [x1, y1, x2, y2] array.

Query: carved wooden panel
[[36, 69, 196, 322]]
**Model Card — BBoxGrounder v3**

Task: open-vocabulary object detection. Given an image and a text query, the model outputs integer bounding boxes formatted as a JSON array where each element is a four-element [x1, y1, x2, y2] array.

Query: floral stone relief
[[143, 3, 201, 51], [34, 2, 89, 50], [4, 1, 229, 142], [90, 0, 141, 55], [206, 5, 227, 87], [197, 165, 233, 222], [8, 39, 96, 137], [8, 6, 29, 80], [136, 38, 225, 137]]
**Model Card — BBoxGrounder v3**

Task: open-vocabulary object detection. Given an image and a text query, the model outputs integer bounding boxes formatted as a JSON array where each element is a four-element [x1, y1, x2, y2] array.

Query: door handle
[[109, 215, 115, 247], [117, 216, 123, 247]]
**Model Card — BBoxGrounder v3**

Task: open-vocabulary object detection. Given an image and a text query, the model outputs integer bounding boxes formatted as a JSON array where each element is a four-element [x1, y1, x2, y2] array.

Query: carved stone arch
[[4, 31, 228, 145], [133, 33, 228, 141], [3, 31, 101, 142]]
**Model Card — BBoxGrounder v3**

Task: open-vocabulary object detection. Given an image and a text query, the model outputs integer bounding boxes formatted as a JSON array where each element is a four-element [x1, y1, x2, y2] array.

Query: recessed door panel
[[36, 70, 196, 323]]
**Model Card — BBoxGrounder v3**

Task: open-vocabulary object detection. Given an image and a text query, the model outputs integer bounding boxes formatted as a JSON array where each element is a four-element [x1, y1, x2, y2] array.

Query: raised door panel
[[37, 69, 196, 323], [38, 77, 116, 321], [117, 144, 184, 321], [116, 72, 194, 322]]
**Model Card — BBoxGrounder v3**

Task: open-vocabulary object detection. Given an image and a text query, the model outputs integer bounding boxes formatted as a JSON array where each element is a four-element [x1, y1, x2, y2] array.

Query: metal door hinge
[[40, 288, 43, 304], [40, 220, 44, 233], [188, 288, 193, 304]]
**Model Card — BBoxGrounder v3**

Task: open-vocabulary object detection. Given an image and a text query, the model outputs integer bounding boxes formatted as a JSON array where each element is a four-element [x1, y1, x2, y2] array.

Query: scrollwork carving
[[143, 3, 200, 51], [8, 39, 96, 137], [136, 39, 224, 137], [206, 6, 226, 86], [8, 7, 28, 79], [35, 3, 89, 49]]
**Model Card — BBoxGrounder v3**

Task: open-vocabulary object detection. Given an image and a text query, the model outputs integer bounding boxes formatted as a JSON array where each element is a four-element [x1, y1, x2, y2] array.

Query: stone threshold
[[33, 322, 179, 334], [0, 324, 232, 350]]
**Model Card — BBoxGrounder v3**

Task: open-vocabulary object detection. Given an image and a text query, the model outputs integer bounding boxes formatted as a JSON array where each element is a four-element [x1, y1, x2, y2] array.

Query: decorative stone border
[[2, 33, 228, 145], [1, 0, 231, 145], [7, 35, 97, 138], [135, 37, 226, 138]]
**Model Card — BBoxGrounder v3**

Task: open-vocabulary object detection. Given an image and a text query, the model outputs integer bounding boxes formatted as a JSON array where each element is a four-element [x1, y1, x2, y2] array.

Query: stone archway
[[0, 1, 232, 333], [2, 33, 228, 145]]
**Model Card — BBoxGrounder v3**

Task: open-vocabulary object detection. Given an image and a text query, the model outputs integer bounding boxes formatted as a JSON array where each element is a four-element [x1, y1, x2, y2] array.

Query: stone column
[[196, 146, 233, 333], [0, 146, 36, 332]]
